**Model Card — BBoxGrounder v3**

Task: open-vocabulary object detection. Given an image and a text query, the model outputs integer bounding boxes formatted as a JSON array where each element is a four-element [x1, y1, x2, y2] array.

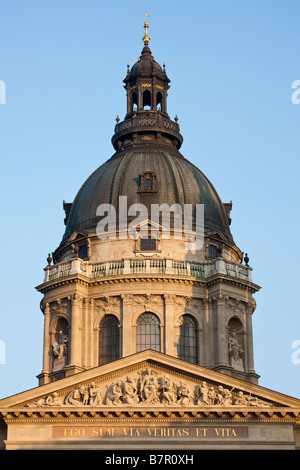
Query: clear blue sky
[[0, 0, 299, 399]]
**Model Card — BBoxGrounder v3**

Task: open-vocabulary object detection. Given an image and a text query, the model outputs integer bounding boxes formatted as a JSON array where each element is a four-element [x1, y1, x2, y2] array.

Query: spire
[[142, 12, 150, 46]]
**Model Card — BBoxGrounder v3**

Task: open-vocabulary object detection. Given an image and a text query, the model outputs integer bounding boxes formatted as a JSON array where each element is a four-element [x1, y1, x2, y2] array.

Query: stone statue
[[52, 330, 68, 361], [228, 332, 243, 361], [228, 332, 244, 371]]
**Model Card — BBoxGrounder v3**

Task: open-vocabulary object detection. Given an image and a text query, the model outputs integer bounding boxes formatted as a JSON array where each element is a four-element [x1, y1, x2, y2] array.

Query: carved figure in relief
[[106, 381, 123, 405], [65, 385, 88, 405], [197, 381, 210, 406], [244, 394, 272, 408], [207, 386, 217, 405], [139, 368, 159, 404], [217, 386, 233, 406], [88, 382, 102, 406], [122, 376, 139, 404], [24, 368, 274, 409], [65, 388, 81, 405], [177, 380, 193, 405], [27, 392, 63, 407], [234, 391, 249, 406], [160, 374, 177, 405]]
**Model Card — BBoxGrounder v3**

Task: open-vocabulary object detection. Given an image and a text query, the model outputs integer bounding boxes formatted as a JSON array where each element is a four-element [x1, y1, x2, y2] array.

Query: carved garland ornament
[[26, 368, 272, 408]]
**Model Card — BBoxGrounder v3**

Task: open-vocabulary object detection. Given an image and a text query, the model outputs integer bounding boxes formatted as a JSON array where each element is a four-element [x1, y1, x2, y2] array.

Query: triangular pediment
[[67, 231, 88, 242], [1, 351, 299, 412], [128, 218, 161, 234], [206, 230, 229, 243]]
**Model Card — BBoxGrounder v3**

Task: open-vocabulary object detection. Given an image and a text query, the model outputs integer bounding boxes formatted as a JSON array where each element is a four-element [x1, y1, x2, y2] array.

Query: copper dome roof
[[62, 147, 232, 243], [60, 24, 233, 246]]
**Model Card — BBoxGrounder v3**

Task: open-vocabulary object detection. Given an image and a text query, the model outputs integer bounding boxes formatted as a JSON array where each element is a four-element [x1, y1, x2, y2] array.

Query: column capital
[[69, 294, 83, 306], [41, 301, 50, 314], [164, 294, 174, 304], [121, 294, 132, 304]]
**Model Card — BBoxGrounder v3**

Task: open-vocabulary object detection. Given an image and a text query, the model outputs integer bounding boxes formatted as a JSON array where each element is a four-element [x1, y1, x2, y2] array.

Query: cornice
[[36, 272, 260, 295], [1, 407, 299, 424]]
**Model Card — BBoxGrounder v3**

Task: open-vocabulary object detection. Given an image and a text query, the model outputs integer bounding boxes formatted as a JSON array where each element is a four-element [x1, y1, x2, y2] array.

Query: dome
[[62, 148, 232, 243], [60, 25, 233, 250], [129, 45, 165, 78]]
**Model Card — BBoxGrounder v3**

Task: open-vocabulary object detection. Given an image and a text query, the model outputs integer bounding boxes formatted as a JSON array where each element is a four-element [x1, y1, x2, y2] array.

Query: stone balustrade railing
[[44, 258, 252, 284]]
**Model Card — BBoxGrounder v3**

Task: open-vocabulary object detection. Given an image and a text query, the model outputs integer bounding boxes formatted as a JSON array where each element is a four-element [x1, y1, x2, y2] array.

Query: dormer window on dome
[[138, 169, 157, 194]]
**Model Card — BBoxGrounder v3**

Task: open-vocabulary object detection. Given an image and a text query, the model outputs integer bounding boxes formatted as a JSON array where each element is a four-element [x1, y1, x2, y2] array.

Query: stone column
[[65, 294, 83, 377], [88, 298, 95, 368], [216, 296, 228, 367], [246, 303, 255, 373], [164, 294, 175, 356], [40, 302, 51, 385], [121, 295, 132, 357], [80, 297, 90, 370]]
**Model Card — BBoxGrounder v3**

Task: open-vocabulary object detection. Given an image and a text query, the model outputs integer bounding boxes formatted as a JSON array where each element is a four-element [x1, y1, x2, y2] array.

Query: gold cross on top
[[142, 11, 150, 45]]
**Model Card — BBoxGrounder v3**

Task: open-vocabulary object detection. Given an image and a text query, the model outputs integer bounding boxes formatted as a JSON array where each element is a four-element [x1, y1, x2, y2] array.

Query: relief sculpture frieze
[[26, 367, 273, 409]]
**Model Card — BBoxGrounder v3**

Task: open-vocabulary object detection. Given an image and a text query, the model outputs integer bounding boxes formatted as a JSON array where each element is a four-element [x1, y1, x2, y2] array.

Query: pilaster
[[164, 294, 175, 356], [216, 295, 228, 368], [64, 294, 84, 377], [121, 295, 132, 358], [38, 302, 51, 385]]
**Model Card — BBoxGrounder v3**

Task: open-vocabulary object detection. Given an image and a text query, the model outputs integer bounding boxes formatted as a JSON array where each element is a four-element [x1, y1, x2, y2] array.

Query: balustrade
[[44, 257, 251, 283]]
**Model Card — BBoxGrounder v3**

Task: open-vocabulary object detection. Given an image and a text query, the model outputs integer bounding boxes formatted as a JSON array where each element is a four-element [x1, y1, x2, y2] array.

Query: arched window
[[99, 315, 120, 366], [156, 92, 162, 110], [177, 314, 198, 364], [143, 90, 151, 109], [132, 91, 138, 111], [143, 178, 153, 191], [136, 313, 161, 352]]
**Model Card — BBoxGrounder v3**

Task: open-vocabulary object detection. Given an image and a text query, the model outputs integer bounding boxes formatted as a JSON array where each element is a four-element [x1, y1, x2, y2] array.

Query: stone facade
[[1, 352, 300, 450], [36, 257, 259, 386]]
